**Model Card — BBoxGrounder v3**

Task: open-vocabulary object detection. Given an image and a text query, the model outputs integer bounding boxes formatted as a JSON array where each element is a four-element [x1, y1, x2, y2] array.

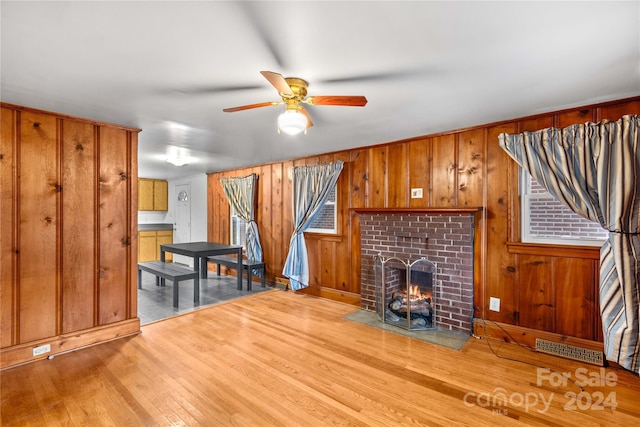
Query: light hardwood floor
[[2, 290, 639, 426]]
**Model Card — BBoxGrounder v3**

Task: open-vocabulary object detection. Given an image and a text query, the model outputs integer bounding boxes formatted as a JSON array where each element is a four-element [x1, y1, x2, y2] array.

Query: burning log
[[389, 285, 433, 316]]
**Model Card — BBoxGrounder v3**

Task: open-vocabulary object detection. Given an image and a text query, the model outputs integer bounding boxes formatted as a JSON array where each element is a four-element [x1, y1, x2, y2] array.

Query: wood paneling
[[387, 143, 407, 207], [457, 129, 485, 207], [270, 164, 284, 278], [334, 153, 352, 292], [349, 149, 368, 209], [408, 138, 430, 208], [518, 254, 554, 331], [1, 103, 139, 369], [281, 160, 294, 282], [98, 127, 130, 325], [368, 146, 386, 207], [0, 107, 16, 348], [207, 96, 640, 344], [554, 257, 596, 339], [599, 100, 640, 120], [482, 123, 518, 323], [557, 108, 596, 128], [431, 134, 456, 207], [19, 111, 59, 343], [259, 166, 273, 278], [62, 119, 96, 333]]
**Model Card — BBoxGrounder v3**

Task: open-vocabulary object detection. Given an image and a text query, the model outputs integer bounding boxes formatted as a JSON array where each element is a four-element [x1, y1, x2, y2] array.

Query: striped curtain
[[498, 115, 640, 373], [220, 174, 263, 270], [283, 161, 343, 290]]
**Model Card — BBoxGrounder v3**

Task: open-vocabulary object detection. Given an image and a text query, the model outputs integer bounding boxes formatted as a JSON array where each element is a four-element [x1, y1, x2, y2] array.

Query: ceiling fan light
[[277, 110, 307, 135], [166, 157, 189, 166], [165, 146, 191, 166]]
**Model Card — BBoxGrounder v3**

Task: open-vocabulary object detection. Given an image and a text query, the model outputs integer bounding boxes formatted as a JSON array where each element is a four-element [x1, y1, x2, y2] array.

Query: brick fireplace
[[356, 208, 480, 334]]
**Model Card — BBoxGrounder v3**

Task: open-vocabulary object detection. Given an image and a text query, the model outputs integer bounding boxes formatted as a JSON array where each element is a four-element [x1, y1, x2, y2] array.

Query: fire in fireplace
[[375, 255, 437, 331]]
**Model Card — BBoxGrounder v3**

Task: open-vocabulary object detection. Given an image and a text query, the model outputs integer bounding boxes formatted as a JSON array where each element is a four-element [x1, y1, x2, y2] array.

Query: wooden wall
[[208, 96, 640, 346], [0, 103, 140, 369]]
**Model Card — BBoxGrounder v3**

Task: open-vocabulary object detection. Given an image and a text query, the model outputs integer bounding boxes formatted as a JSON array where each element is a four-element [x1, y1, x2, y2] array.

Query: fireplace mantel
[[351, 207, 482, 215]]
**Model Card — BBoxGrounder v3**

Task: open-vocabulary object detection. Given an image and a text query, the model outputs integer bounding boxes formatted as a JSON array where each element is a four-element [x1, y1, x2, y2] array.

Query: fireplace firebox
[[375, 255, 437, 331]]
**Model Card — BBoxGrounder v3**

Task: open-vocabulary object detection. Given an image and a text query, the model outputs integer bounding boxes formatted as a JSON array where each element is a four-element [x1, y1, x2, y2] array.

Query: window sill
[[507, 242, 601, 259], [304, 232, 343, 242]]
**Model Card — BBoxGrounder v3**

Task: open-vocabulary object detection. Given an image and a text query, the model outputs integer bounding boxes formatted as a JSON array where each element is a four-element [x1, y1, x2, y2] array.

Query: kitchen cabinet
[[156, 230, 173, 260], [139, 231, 158, 262], [138, 178, 168, 211], [138, 229, 173, 262]]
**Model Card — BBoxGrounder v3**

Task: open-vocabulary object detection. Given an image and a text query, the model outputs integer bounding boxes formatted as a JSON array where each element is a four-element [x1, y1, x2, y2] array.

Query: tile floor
[[137, 267, 273, 325]]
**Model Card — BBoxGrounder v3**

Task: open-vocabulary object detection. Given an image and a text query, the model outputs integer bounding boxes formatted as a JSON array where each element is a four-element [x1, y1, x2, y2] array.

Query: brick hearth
[[357, 209, 479, 334]]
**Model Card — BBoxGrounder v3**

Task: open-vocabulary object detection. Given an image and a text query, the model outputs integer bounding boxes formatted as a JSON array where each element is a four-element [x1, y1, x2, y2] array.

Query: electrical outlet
[[489, 297, 500, 312], [33, 344, 51, 357], [411, 188, 423, 199]]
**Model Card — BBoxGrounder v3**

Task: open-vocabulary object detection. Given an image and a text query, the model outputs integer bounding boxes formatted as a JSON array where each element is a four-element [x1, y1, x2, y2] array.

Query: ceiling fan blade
[[223, 101, 279, 113], [306, 96, 368, 107], [173, 84, 264, 95], [260, 71, 293, 96], [320, 68, 432, 84], [238, 3, 288, 69], [299, 107, 314, 128]]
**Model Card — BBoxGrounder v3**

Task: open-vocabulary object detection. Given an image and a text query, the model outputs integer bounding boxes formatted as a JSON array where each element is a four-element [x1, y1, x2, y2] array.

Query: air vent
[[535, 338, 603, 366]]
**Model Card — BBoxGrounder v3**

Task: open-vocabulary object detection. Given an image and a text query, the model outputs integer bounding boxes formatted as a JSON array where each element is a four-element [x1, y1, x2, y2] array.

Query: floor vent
[[535, 338, 604, 366]]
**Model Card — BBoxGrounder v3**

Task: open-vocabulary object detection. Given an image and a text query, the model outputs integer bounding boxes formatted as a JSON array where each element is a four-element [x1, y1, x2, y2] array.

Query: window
[[230, 208, 247, 249], [520, 170, 607, 246], [306, 183, 337, 234]]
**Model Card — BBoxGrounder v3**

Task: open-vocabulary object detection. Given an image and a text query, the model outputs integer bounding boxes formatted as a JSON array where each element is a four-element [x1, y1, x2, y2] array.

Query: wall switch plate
[[489, 297, 500, 312], [411, 188, 423, 199], [33, 344, 51, 357]]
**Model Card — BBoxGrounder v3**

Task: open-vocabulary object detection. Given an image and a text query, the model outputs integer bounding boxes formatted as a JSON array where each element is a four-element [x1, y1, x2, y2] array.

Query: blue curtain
[[283, 161, 343, 290], [220, 174, 263, 272], [499, 115, 640, 373]]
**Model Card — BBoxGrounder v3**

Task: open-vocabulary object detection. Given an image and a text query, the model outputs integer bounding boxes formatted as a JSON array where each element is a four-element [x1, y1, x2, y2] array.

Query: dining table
[[160, 242, 244, 290]]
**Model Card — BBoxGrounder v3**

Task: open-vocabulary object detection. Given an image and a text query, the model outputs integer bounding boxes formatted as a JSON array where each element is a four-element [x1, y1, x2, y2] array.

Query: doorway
[[174, 183, 192, 267]]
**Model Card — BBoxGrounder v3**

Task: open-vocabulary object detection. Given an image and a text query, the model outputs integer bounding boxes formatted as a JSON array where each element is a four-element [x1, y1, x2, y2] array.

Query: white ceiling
[[2, 1, 639, 180]]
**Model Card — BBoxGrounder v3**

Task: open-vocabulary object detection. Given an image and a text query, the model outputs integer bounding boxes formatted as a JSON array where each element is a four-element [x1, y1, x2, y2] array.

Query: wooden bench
[[138, 261, 199, 308], [206, 255, 266, 291]]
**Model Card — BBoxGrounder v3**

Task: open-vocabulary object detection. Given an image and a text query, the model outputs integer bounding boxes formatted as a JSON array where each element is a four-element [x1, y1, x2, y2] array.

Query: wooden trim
[[351, 207, 483, 215], [301, 286, 361, 306], [304, 232, 343, 243], [0, 318, 140, 370], [473, 318, 603, 353], [507, 242, 601, 259], [0, 102, 141, 133]]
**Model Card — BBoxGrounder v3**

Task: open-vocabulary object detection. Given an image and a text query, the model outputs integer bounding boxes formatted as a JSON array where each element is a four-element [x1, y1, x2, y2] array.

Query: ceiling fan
[[223, 71, 368, 135]]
